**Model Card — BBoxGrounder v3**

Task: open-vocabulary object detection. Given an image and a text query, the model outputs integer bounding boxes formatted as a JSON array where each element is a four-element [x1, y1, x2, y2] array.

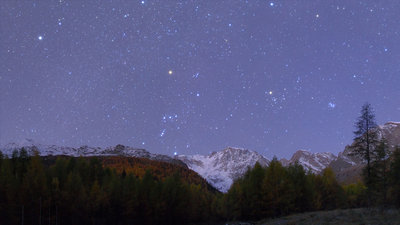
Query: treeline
[[223, 150, 400, 221], [100, 156, 213, 188], [223, 160, 344, 221], [0, 149, 219, 225], [1, 147, 400, 225]]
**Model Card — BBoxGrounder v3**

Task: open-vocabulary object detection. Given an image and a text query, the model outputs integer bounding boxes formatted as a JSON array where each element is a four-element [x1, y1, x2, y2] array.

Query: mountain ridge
[[1, 139, 186, 167], [328, 121, 400, 183], [280, 150, 337, 173], [2, 121, 399, 191]]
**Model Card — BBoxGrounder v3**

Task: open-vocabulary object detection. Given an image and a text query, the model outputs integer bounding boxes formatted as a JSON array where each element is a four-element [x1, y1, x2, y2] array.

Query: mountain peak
[[223, 146, 247, 152], [282, 150, 337, 173], [176, 147, 269, 192], [290, 149, 312, 160], [4, 138, 37, 149], [380, 121, 400, 130]]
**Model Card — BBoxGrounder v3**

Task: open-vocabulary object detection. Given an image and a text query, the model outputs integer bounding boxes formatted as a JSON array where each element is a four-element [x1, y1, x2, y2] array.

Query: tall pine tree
[[351, 103, 379, 206]]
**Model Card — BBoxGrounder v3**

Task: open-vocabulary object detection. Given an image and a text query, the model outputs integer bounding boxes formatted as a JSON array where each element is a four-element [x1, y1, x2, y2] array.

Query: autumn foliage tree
[[1, 146, 400, 224], [0, 150, 218, 225], [224, 159, 347, 221], [389, 146, 400, 207]]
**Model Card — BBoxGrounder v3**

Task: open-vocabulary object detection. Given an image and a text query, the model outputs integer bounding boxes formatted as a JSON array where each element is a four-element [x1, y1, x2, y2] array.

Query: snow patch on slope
[[176, 147, 269, 192], [282, 150, 337, 173]]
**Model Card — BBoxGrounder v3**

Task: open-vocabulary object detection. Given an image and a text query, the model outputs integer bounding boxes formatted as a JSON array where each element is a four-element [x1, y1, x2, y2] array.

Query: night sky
[[1, 1, 399, 159]]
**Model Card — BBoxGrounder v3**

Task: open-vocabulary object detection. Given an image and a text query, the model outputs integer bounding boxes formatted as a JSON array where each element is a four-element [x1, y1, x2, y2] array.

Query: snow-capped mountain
[[176, 147, 270, 192], [280, 150, 337, 173], [0, 139, 185, 166]]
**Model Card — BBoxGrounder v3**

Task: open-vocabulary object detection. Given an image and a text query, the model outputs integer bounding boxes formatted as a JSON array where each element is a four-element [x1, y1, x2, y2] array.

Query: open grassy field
[[257, 208, 400, 225]]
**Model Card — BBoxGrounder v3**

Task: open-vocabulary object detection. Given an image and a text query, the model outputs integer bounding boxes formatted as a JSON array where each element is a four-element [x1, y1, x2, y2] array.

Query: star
[[160, 129, 166, 137], [2, 0, 399, 163]]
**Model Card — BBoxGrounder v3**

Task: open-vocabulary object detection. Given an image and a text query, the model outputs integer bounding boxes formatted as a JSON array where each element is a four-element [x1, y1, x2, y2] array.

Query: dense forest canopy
[[0, 146, 399, 224]]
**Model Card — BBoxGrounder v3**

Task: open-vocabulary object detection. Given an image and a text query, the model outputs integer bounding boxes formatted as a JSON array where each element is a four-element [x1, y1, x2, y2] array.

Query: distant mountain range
[[1, 139, 186, 167], [1, 121, 399, 192]]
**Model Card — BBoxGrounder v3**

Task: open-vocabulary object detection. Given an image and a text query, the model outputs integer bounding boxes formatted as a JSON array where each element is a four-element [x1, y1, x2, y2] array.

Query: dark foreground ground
[[222, 208, 400, 225]]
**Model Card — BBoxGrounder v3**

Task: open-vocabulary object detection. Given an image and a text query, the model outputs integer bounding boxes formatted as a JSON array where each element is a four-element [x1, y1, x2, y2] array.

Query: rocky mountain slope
[[330, 121, 400, 183], [1, 139, 185, 167], [377, 122, 400, 150], [280, 150, 337, 173], [176, 147, 270, 192]]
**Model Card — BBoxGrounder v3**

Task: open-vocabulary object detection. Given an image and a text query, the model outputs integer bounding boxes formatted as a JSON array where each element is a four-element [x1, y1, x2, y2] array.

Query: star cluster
[[1, 1, 399, 158]]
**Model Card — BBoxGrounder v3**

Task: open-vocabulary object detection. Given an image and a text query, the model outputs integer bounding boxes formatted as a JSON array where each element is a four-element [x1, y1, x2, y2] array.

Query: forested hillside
[[0, 149, 219, 225], [0, 148, 399, 224]]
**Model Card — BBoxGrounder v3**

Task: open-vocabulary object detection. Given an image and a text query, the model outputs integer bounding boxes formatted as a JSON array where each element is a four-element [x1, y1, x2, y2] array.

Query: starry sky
[[1, 0, 400, 159]]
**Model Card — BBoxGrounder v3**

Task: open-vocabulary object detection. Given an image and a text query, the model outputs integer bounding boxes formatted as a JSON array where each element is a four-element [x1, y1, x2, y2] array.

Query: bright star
[[38, 35, 43, 40], [269, 91, 273, 95], [168, 70, 173, 75], [141, 0, 145, 4], [270, 2, 274, 7], [173, 152, 178, 156]]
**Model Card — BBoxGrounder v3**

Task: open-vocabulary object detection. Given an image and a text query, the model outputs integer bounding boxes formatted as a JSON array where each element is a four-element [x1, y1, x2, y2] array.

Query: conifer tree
[[351, 103, 379, 205], [389, 146, 400, 206], [372, 139, 390, 206]]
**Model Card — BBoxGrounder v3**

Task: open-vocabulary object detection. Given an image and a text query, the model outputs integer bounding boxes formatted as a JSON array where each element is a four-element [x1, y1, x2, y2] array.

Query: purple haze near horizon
[[1, 0, 399, 159]]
